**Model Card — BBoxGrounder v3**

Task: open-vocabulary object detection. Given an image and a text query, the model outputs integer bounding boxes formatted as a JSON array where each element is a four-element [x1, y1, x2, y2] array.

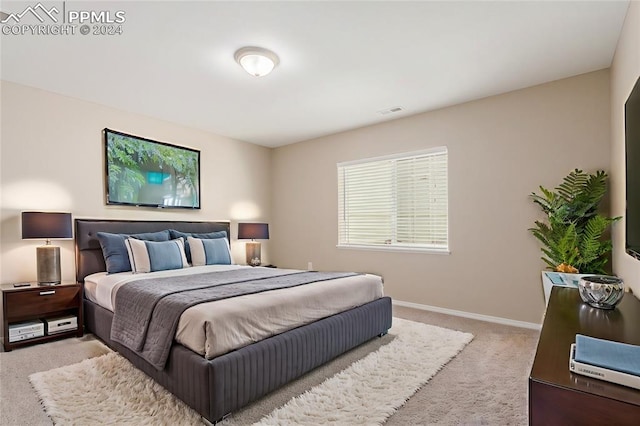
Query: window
[[337, 147, 448, 252]]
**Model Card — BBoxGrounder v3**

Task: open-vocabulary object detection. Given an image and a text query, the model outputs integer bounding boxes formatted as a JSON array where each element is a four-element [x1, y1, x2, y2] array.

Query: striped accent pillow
[[125, 238, 189, 273], [188, 236, 232, 266]]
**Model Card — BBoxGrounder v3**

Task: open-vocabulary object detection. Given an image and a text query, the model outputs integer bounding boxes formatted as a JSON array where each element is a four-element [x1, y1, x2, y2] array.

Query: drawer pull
[[39, 290, 55, 296]]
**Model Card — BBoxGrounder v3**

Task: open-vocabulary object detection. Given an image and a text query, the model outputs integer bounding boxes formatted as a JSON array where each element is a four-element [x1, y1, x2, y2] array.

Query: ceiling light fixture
[[234, 46, 279, 77]]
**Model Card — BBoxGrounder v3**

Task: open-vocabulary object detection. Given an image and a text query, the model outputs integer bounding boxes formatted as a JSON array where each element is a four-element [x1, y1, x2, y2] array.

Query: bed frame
[[75, 219, 393, 424]]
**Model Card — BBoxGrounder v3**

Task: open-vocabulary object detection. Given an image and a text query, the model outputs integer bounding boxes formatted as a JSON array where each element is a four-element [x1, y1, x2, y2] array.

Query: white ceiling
[[0, 1, 630, 147]]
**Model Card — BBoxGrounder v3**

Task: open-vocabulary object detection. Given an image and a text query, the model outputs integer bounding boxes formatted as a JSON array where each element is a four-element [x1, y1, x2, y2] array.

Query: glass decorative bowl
[[578, 275, 625, 309]]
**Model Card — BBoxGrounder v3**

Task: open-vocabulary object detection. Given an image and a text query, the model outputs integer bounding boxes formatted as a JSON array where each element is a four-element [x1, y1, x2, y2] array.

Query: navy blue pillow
[[97, 230, 170, 273], [168, 230, 227, 263]]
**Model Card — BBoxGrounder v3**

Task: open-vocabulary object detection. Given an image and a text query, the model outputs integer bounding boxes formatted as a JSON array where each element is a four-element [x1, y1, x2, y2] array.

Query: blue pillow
[[97, 230, 170, 273], [125, 238, 189, 273], [169, 230, 227, 262], [188, 236, 232, 266]]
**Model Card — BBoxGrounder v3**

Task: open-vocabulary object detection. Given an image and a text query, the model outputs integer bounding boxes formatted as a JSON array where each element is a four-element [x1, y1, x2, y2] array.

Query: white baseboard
[[393, 299, 542, 330]]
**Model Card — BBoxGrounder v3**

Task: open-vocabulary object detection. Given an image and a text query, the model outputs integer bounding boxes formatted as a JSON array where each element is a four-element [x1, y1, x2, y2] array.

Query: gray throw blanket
[[110, 267, 358, 370]]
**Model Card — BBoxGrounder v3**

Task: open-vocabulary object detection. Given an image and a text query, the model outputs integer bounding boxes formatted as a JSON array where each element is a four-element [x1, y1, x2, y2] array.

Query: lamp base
[[246, 241, 262, 267], [37, 245, 61, 285]]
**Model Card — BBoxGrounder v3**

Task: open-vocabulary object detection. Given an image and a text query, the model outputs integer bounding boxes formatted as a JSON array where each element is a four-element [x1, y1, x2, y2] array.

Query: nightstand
[[2, 282, 83, 351]]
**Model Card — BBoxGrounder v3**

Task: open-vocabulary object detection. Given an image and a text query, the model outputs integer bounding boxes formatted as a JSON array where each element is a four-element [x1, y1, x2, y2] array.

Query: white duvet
[[84, 265, 384, 359]]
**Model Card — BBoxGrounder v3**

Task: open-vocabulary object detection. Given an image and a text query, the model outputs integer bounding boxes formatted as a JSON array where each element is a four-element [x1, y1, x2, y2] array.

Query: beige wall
[[611, 2, 640, 296], [271, 70, 611, 324], [0, 81, 272, 284], [0, 62, 620, 326]]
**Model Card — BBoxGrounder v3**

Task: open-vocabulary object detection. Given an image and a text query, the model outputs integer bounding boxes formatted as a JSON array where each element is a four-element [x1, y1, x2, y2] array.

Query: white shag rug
[[29, 318, 473, 425]]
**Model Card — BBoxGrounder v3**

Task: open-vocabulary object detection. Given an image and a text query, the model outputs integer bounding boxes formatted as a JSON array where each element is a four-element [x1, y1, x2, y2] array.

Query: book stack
[[569, 334, 640, 390]]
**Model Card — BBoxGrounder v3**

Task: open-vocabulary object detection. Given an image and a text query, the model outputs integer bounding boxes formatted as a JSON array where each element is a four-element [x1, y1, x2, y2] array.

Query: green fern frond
[[582, 171, 608, 204], [541, 257, 557, 270], [529, 169, 618, 274], [556, 169, 588, 201]]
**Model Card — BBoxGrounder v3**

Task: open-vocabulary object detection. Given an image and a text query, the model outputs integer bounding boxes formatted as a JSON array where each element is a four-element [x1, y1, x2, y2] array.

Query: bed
[[75, 219, 393, 424]]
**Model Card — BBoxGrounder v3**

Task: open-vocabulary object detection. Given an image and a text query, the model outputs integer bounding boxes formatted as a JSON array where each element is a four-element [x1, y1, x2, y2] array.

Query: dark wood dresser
[[529, 286, 640, 425]]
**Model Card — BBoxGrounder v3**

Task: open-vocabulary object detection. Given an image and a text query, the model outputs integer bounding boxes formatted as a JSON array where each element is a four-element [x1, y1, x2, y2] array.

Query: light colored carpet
[[30, 351, 202, 425], [252, 318, 473, 425], [0, 336, 111, 425], [28, 318, 472, 425], [0, 306, 539, 425]]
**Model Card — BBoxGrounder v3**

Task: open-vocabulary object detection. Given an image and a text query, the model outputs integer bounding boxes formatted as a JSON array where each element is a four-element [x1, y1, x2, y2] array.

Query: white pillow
[[187, 236, 232, 266], [125, 238, 189, 273]]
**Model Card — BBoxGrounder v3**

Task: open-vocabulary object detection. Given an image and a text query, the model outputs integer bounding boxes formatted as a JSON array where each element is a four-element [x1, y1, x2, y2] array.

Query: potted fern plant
[[529, 169, 619, 276]]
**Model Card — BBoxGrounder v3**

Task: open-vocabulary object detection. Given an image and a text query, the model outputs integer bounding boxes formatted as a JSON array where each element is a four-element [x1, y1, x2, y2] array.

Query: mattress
[[85, 265, 384, 358]]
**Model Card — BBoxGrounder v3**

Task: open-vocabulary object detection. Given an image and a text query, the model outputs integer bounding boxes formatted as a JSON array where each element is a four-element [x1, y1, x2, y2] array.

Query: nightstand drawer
[[4, 286, 80, 320]]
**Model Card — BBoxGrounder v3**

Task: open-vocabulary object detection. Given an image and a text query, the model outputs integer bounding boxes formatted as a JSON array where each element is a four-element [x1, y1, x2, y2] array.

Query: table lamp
[[22, 212, 73, 285], [238, 223, 269, 266]]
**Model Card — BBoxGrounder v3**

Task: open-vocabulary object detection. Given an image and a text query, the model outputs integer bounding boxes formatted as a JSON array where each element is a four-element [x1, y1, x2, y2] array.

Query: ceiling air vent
[[377, 106, 405, 115]]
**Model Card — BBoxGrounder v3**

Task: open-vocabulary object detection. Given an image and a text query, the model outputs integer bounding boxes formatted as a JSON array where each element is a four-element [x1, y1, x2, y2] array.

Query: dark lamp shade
[[238, 223, 269, 240], [22, 212, 73, 240]]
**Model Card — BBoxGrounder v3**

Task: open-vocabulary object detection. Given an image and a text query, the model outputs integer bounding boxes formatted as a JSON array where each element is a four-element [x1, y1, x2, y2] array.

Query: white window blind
[[337, 148, 448, 252]]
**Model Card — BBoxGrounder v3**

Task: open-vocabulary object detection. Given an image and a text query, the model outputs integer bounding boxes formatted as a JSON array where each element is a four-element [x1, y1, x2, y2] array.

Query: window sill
[[336, 244, 450, 255]]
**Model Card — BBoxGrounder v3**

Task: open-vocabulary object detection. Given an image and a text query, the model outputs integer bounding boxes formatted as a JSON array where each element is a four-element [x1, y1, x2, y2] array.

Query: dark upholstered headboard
[[75, 219, 231, 282]]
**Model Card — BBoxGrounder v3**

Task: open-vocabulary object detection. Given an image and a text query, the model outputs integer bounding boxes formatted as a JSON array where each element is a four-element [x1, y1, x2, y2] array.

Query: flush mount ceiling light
[[234, 46, 279, 77]]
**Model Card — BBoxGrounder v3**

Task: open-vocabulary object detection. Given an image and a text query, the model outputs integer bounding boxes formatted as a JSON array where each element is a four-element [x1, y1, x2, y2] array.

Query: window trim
[[337, 147, 449, 253], [336, 147, 446, 168], [336, 243, 450, 255]]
